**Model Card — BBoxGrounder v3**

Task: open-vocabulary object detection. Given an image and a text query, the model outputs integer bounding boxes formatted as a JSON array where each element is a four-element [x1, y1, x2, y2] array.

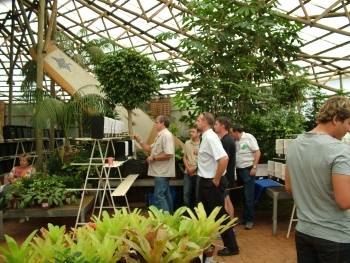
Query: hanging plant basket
[[150, 99, 171, 117]]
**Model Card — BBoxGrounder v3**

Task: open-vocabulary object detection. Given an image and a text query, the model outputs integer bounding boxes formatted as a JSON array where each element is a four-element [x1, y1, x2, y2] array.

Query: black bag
[[119, 159, 149, 179]]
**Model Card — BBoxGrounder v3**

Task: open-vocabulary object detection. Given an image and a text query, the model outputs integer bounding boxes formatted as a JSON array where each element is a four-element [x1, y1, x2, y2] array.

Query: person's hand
[[250, 168, 257, 176], [212, 178, 220, 187], [134, 134, 141, 142], [146, 155, 153, 163], [187, 166, 196, 174]]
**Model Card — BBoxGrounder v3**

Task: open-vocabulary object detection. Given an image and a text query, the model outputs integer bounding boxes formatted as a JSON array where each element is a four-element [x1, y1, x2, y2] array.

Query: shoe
[[217, 247, 239, 256], [19, 216, 29, 223], [245, 222, 254, 230], [237, 218, 245, 225]]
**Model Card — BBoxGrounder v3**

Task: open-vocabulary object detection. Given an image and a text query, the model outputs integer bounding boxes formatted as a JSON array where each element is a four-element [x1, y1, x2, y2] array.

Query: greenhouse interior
[[0, 1, 350, 262]]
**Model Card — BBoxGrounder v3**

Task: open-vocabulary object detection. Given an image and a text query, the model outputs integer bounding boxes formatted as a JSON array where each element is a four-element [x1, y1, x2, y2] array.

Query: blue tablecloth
[[254, 179, 281, 201]]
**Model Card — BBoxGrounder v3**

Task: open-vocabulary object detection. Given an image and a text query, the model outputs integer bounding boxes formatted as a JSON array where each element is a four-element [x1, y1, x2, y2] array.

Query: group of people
[[135, 96, 350, 261], [7, 95, 349, 261], [135, 113, 261, 256]]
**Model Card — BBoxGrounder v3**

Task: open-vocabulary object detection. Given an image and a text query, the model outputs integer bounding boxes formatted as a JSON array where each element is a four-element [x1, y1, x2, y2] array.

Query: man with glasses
[[134, 115, 175, 214], [196, 112, 239, 256]]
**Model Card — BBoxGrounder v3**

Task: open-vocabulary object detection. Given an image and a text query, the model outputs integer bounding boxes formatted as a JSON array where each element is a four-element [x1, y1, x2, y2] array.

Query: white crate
[[267, 161, 275, 176], [283, 139, 293, 155], [274, 162, 283, 179], [281, 164, 286, 180], [276, 139, 283, 155]]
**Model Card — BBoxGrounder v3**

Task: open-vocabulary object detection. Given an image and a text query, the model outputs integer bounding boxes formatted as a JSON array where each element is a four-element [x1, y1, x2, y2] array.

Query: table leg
[[80, 210, 85, 223], [272, 193, 278, 236], [0, 211, 4, 242]]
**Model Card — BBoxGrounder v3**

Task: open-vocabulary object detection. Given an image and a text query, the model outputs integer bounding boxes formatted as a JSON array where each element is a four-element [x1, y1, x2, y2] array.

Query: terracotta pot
[[41, 199, 50, 210], [10, 197, 21, 210], [64, 192, 72, 205], [203, 244, 215, 263]]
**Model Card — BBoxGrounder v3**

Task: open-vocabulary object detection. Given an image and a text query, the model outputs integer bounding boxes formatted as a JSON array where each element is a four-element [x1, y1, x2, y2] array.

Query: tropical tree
[[94, 48, 160, 134], [159, 0, 304, 120], [31, 86, 107, 164], [160, 0, 313, 161]]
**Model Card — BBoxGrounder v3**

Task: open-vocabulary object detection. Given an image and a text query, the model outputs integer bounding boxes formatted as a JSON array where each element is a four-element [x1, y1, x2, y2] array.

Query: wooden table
[[265, 186, 293, 236], [0, 195, 95, 241]]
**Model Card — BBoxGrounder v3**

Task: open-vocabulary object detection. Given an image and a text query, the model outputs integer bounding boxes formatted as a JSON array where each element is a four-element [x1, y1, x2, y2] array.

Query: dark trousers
[[296, 231, 350, 263], [197, 176, 238, 251]]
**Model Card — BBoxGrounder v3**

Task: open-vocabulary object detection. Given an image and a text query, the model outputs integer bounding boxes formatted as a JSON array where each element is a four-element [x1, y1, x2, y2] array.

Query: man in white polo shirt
[[196, 112, 239, 257], [230, 124, 260, 230], [134, 115, 175, 214]]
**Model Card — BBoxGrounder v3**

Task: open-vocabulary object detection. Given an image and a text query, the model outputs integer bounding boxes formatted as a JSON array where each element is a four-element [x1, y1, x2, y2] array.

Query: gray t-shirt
[[286, 132, 350, 242]]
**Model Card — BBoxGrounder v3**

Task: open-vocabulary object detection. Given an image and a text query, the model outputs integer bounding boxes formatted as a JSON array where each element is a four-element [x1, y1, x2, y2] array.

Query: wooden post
[[0, 101, 4, 139]]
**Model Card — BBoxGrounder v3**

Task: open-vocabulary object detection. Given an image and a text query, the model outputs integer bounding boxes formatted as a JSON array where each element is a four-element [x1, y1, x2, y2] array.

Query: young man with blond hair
[[285, 96, 350, 262]]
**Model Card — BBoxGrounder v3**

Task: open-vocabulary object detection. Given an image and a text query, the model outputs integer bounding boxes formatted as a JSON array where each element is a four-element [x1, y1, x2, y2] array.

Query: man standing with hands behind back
[[230, 124, 260, 230], [183, 126, 200, 210], [196, 112, 239, 256], [134, 115, 175, 214]]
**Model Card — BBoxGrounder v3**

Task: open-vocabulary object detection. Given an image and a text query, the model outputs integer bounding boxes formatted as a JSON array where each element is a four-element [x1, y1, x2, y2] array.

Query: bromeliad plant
[[0, 204, 236, 262]]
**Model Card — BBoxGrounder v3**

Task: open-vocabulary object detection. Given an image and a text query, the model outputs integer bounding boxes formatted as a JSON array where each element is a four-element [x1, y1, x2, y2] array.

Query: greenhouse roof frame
[[1, 0, 350, 104]]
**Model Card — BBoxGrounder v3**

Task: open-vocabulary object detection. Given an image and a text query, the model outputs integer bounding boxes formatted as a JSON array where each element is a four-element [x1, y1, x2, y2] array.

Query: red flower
[[88, 222, 97, 229]]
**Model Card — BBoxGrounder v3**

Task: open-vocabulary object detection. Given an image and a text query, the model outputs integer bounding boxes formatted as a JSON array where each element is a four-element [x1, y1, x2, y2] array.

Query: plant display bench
[[0, 195, 95, 241], [265, 186, 293, 236]]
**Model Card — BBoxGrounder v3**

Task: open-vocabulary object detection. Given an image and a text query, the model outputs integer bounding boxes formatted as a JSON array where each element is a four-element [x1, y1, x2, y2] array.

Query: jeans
[[236, 167, 255, 223], [183, 173, 199, 209], [154, 177, 173, 214], [295, 231, 350, 263], [197, 176, 238, 252]]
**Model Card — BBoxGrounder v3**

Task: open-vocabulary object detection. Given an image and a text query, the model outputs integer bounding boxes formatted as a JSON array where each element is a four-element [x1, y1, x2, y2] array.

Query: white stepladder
[[287, 203, 298, 238], [73, 137, 129, 229]]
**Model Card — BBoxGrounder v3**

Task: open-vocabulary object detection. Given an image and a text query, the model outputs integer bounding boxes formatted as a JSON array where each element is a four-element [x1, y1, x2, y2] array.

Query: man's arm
[[332, 173, 350, 210], [134, 134, 152, 153], [147, 153, 173, 163], [213, 155, 229, 186], [285, 166, 292, 194], [250, 149, 261, 176]]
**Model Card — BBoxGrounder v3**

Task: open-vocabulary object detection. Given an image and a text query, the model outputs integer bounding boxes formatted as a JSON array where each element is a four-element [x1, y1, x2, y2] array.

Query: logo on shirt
[[241, 143, 247, 150]]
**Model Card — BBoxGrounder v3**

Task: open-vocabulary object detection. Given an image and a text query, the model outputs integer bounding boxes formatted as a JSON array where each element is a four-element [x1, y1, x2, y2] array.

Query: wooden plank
[[110, 178, 183, 187], [111, 174, 139, 196]]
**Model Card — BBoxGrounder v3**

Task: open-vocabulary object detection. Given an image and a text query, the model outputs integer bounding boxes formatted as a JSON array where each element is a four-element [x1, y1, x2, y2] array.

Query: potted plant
[[5, 180, 26, 209], [0, 204, 237, 262], [59, 175, 84, 205], [203, 244, 215, 263], [29, 175, 66, 208]]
